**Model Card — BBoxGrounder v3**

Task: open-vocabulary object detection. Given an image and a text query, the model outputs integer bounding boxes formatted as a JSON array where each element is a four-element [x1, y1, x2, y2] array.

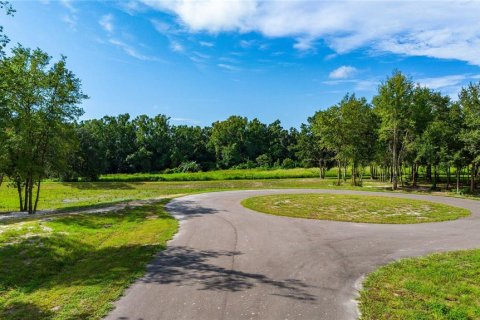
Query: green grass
[[0, 178, 394, 213], [0, 200, 178, 320], [359, 249, 480, 319], [99, 167, 331, 182], [241, 194, 470, 223]]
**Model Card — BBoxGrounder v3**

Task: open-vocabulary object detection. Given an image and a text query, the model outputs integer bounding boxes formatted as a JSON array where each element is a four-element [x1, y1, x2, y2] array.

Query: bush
[[178, 161, 201, 173], [281, 158, 296, 169], [231, 160, 256, 170], [256, 154, 271, 167]]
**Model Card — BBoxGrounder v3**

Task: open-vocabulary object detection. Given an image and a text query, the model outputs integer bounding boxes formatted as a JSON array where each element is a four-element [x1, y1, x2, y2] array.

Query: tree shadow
[[142, 246, 317, 302], [0, 301, 54, 320], [166, 200, 221, 220]]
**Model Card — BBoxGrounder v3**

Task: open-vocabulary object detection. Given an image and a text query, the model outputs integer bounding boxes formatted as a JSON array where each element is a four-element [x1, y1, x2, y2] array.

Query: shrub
[[281, 158, 296, 169], [256, 154, 271, 167]]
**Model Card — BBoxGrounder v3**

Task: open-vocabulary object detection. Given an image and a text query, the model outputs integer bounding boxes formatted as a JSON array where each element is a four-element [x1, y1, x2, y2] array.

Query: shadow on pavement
[[143, 246, 317, 302], [166, 200, 221, 220]]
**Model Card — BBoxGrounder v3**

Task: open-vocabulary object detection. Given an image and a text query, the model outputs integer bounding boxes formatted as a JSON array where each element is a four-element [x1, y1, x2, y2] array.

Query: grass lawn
[[0, 200, 178, 320], [359, 249, 480, 319], [241, 194, 470, 223], [0, 178, 393, 214]]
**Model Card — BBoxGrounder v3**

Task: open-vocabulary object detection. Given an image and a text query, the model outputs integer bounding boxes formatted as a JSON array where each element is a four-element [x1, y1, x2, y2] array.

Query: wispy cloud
[[171, 117, 200, 125], [142, 0, 480, 65], [109, 39, 163, 62], [170, 40, 185, 53], [218, 63, 241, 72], [329, 66, 358, 79], [199, 41, 214, 47], [59, 0, 78, 30], [99, 14, 114, 33]]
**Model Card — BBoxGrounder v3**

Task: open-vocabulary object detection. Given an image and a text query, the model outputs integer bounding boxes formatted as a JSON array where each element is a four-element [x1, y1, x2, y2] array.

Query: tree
[[311, 105, 345, 184], [312, 94, 376, 185], [0, 46, 86, 213], [459, 82, 480, 192], [296, 123, 330, 177], [209, 116, 248, 168], [373, 71, 414, 190]]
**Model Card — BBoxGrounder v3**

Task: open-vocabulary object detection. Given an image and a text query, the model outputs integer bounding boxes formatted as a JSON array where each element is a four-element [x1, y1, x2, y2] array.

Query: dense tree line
[[67, 115, 300, 179], [67, 71, 480, 194], [65, 69, 480, 195]]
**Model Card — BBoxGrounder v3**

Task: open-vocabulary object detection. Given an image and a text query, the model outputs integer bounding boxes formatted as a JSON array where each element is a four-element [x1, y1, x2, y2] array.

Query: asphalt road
[[106, 189, 480, 320]]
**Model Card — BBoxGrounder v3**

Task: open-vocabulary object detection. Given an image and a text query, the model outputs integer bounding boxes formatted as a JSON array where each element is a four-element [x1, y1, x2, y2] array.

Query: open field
[[0, 178, 395, 213], [99, 168, 332, 182], [359, 249, 480, 319], [241, 193, 470, 224], [0, 200, 178, 320]]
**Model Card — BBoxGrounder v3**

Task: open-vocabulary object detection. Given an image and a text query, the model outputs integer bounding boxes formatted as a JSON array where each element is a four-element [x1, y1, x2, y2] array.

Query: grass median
[[241, 193, 470, 224]]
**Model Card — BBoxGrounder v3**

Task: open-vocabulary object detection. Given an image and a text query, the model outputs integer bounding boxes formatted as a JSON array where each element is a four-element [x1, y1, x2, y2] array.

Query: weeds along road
[[106, 189, 480, 320]]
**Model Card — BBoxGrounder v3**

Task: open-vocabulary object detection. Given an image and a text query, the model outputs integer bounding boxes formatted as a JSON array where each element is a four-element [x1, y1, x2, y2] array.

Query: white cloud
[[59, 0, 76, 12], [416, 75, 467, 90], [99, 14, 114, 33], [141, 0, 480, 65], [109, 39, 162, 61], [62, 14, 77, 30], [329, 66, 357, 79], [218, 63, 241, 71], [199, 41, 214, 47], [170, 40, 184, 52], [171, 117, 200, 124]]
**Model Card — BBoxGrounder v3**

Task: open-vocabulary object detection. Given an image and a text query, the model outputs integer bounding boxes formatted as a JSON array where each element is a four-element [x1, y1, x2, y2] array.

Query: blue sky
[[3, 0, 480, 128]]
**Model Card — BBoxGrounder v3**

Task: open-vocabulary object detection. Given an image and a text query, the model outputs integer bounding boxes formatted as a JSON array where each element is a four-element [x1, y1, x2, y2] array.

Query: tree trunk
[[336, 160, 341, 185], [456, 166, 460, 194], [23, 178, 29, 212], [412, 163, 418, 188], [471, 163, 477, 192], [352, 163, 356, 186], [426, 165, 432, 182], [446, 166, 451, 190], [28, 175, 34, 214], [34, 178, 41, 213], [432, 165, 438, 190], [17, 181, 24, 212]]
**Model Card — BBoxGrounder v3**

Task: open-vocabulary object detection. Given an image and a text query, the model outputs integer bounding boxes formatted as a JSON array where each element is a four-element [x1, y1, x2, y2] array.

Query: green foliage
[[373, 71, 415, 189], [0, 46, 86, 212]]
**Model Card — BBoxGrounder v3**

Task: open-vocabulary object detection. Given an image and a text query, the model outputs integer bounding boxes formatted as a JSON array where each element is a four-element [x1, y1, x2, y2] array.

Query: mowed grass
[[0, 200, 178, 320], [241, 194, 470, 223], [0, 178, 392, 213], [359, 249, 480, 319]]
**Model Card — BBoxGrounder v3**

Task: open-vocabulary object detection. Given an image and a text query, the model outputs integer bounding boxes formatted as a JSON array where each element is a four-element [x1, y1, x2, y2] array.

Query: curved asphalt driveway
[[106, 189, 480, 320]]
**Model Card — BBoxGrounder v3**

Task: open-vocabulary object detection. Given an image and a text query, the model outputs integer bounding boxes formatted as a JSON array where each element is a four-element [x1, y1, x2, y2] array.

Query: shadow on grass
[[143, 246, 317, 302], [0, 301, 54, 320], [0, 203, 176, 319]]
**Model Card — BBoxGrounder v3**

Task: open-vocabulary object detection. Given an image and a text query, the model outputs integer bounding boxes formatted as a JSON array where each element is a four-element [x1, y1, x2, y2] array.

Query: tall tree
[[0, 46, 86, 213], [373, 71, 414, 190], [459, 82, 480, 191]]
